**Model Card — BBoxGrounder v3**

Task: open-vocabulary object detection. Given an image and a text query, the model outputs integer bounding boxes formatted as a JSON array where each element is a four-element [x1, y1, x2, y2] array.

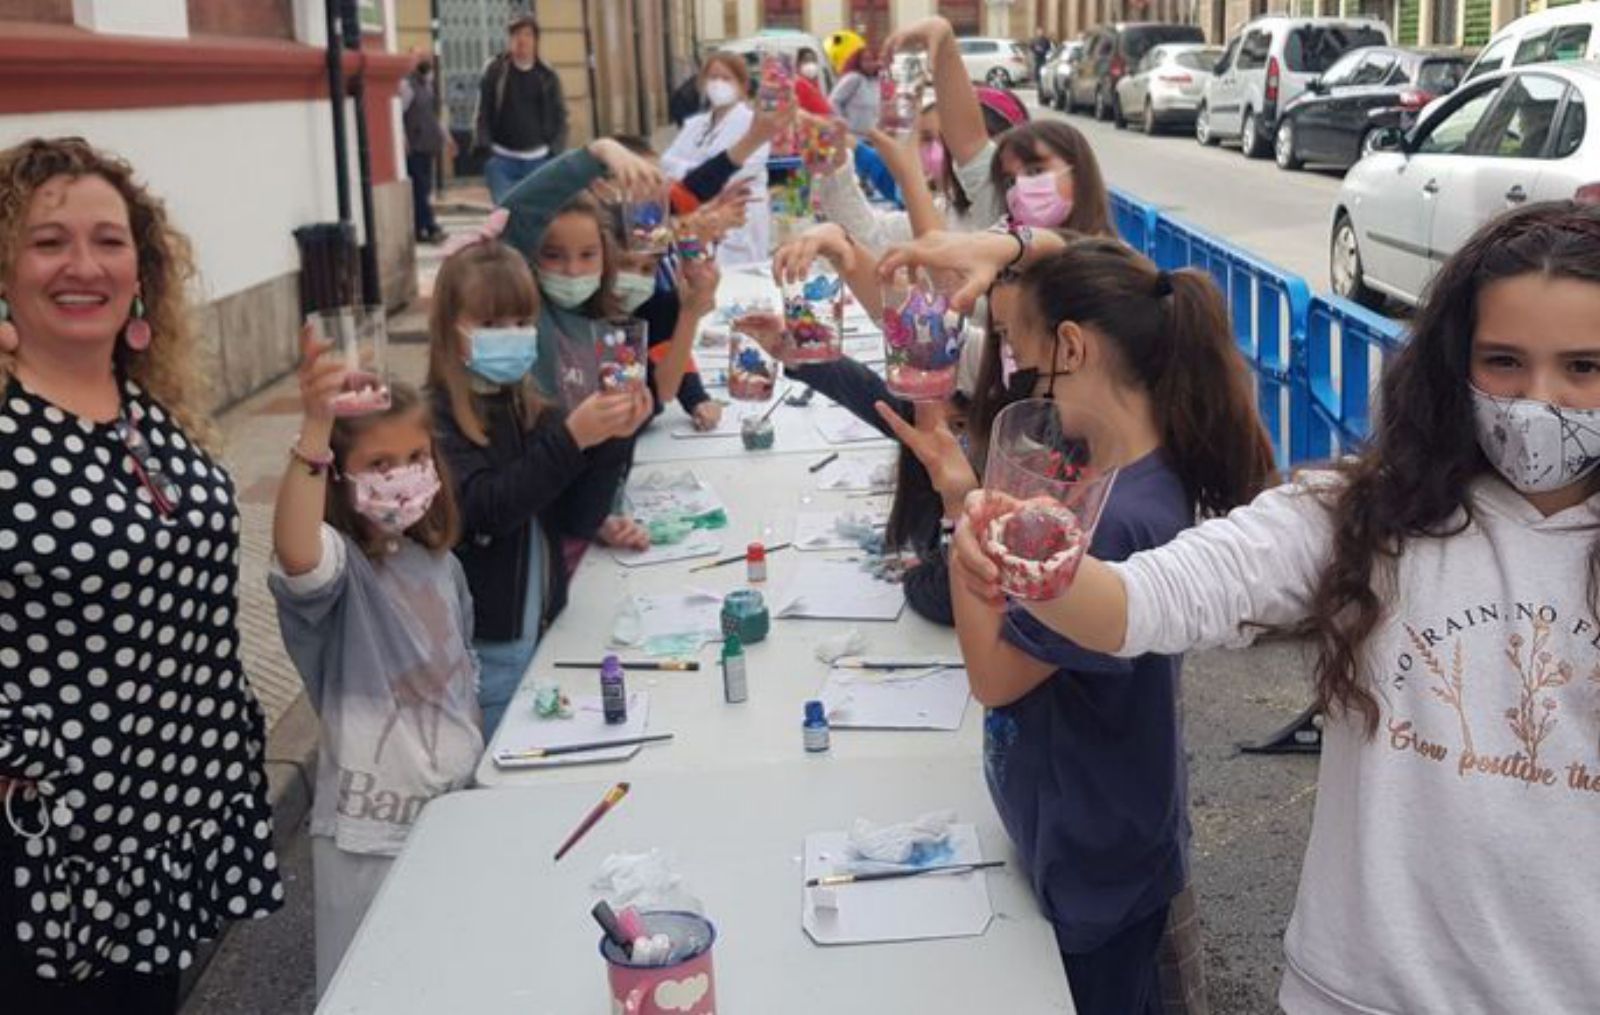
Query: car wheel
[[1196, 103, 1218, 146], [1094, 87, 1110, 121], [986, 68, 1011, 87], [1142, 100, 1157, 135], [1331, 213, 1382, 310], [1275, 119, 1303, 170], [1358, 127, 1384, 161], [1113, 94, 1127, 129], [1240, 110, 1264, 158]]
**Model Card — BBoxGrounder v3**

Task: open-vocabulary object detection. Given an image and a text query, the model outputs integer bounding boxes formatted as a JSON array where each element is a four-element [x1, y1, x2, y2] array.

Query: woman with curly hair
[[952, 200, 1600, 1013], [0, 137, 282, 1013]]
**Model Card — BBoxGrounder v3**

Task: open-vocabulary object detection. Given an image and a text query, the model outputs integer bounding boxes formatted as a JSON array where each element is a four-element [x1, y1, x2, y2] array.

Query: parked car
[[958, 37, 1034, 87], [1464, 3, 1600, 83], [1067, 22, 1207, 123], [1040, 40, 1085, 108], [1331, 63, 1600, 309], [1115, 43, 1224, 133], [1274, 46, 1469, 170], [1198, 16, 1389, 157]]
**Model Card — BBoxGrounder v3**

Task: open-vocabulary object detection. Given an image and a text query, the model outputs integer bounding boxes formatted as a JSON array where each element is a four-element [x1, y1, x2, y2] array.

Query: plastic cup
[[880, 266, 967, 402], [309, 305, 390, 417], [879, 46, 929, 139], [727, 329, 778, 402], [779, 269, 844, 364], [759, 50, 800, 158], [980, 399, 1121, 601], [596, 319, 649, 393], [622, 187, 674, 254], [601, 911, 717, 1015]]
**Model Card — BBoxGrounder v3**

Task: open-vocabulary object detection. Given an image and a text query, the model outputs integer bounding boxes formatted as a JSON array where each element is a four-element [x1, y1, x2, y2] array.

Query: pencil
[[553, 661, 700, 671], [687, 542, 792, 572], [808, 452, 839, 473], [497, 733, 675, 762], [554, 782, 631, 861], [806, 860, 1005, 887]]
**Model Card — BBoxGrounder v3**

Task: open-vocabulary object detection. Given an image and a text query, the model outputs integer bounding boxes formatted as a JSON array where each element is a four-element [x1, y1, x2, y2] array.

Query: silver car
[[1116, 44, 1223, 133], [1041, 41, 1085, 109], [1331, 63, 1600, 308]]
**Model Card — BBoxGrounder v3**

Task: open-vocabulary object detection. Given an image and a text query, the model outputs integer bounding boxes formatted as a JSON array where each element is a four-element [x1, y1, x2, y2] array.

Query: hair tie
[[440, 207, 511, 258], [1153, 270, 1174, 298]]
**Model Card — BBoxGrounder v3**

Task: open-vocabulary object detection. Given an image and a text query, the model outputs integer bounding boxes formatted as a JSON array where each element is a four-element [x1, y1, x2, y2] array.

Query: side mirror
[[1306, 76, 1325, 93], [1370, 126, 1405, 154]]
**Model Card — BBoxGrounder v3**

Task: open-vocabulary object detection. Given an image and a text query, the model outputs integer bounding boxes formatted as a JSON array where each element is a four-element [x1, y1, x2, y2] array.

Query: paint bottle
[[600, 654, 627, 725], [746, 542, 767, 583], [803, 700, 830, 753], [721, 634, 749, 704]]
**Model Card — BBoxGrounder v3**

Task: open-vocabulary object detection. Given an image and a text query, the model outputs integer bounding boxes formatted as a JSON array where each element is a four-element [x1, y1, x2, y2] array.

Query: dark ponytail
[[1017, 238, 1276, 516]]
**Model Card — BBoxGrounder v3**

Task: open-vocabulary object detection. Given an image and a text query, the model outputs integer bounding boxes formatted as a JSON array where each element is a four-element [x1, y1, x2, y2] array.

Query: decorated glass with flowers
[[880, 45, 929, 139], [758, 50, 800, 157], [621, 184, 674, 254], [768, 171, 813, 253], [595, 319, 648, 392], [980, 399, 1121, 601], [311, 305, 391, 417], [880, 266, 967, 401], [801, 117, 847, 177], [780, 266, 844, 363], [728, 326, 779, 402]]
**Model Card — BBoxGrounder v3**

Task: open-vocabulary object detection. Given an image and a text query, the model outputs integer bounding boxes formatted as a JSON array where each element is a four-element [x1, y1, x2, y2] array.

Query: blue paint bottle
[[803, 700, 830, 753]]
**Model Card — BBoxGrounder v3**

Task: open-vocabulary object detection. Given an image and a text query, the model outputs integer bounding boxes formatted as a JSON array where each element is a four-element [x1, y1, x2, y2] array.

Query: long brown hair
[[988, 120, 1112, 237], [543, 192, 621, 320], [427, 239, 548, 446], [1305, 200, 1600, 735], [326, 383, 461, 558], [0, 137, 213, 446]]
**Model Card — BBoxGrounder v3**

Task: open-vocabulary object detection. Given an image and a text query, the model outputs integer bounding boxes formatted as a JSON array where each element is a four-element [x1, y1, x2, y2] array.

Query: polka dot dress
[[0, 378, 284, 981]]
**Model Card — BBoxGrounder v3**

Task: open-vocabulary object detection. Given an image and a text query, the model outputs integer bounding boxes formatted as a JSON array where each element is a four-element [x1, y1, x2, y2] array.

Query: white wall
[[0, 100, 363, 304], [72, 0, 188, 38]]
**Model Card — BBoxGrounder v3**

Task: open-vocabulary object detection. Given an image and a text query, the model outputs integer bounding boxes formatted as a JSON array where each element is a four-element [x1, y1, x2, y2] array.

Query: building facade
[[0, 0, 416, 409]]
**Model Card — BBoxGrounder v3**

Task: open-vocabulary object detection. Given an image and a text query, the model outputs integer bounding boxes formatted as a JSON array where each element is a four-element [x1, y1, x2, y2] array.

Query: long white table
[[318, 760, 1075, 1014]]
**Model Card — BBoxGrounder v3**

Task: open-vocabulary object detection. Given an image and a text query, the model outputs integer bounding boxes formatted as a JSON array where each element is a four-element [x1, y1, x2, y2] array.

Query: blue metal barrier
[[1108, 187, 1407, 466]]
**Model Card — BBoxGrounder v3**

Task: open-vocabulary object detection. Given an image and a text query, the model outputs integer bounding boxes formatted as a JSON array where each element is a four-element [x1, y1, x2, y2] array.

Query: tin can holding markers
[[601, 911, 717, 1015]]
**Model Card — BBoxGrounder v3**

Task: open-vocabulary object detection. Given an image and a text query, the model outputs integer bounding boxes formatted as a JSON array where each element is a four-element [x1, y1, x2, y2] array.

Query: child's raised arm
[[272, 327, 343, 576], [884, 18, 986, 168]]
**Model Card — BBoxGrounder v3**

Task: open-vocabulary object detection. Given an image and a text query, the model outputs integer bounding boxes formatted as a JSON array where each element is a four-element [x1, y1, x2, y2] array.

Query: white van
[[1198, 15, 1390, 157], [1463, 4, 1600, 83]]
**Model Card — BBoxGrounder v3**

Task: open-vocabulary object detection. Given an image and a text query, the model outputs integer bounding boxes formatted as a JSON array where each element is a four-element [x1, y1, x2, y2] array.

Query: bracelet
[[290, 437, 335, 477], [1004, 225, 1033, 270]]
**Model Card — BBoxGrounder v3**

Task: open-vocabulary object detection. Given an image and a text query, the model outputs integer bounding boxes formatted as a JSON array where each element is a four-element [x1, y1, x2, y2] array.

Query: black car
[[1067, 22, 1207, 123], [1273, 46, 1470, 170]]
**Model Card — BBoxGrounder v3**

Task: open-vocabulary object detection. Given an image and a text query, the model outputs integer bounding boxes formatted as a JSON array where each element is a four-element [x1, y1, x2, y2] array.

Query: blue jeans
[[485, 152, 550, 204]]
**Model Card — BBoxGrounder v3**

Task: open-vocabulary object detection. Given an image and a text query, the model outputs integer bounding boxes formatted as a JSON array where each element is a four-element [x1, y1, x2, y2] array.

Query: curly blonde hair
[[0, 137, 215, 447]]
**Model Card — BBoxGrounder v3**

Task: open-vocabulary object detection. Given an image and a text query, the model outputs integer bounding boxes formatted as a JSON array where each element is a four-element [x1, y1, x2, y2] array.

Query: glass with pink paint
[[880, 265, 967, 402]]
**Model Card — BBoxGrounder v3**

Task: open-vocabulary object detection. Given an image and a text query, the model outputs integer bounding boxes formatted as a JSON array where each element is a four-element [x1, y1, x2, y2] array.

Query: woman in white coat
[[661, 52, 771, 267]]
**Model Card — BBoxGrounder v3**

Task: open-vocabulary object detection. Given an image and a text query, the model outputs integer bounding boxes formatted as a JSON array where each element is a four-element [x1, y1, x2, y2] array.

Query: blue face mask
[[464, 326, 539, 385]]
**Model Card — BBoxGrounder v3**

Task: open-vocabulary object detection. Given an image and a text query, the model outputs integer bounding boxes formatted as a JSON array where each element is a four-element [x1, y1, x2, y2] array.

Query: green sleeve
[[497, 147, 607, 261]]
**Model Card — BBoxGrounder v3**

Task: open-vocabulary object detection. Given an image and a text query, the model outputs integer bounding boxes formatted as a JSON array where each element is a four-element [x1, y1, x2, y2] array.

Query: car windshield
[[1175, 48, 1223, 71], [1284, 25, 1387, 73], [1416, 59, 1467, 92], [1126, 26, 1206, 61]]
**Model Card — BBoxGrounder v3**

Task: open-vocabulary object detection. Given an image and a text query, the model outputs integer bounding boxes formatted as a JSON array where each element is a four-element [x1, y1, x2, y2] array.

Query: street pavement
[[183, 118, 1325, 1013]]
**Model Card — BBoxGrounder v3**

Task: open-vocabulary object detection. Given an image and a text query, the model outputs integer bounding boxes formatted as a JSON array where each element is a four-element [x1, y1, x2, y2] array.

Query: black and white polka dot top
[[0, 377, 283, 981]]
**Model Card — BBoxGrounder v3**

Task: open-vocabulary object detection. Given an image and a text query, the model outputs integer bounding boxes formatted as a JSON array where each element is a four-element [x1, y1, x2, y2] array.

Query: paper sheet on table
[[816, 456, 895, 492], [819, 666, 970, 730], [841, 335, 886, 363], [612, 592, 725, 654], [774, 559, 903, 621], [813, 407, 889, 446], [668, 400, 771, 438], [492, 693, 652, 769], [611, 531, 722, 567], [801, 823, 994, 944], [794, 509, 886, 552], [624, 470, 725, 524]]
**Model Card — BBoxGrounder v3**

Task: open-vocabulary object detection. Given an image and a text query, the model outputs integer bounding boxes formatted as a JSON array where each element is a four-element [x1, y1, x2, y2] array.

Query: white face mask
[[799, 61, 821, 80], [1472, 385, 1600, 494], [613, 270, 657, 313], [704, 79, 741, 109]]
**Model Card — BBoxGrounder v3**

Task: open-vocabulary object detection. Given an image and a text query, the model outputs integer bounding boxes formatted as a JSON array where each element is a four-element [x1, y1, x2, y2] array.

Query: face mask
[[919, 140, 948, 183], [1471, 386, 1600, 494], [539, 269, 603, 309], [350, 460, 441, 534], [799, 61, 821, 80], [1004, 366, 1041, 402], [464, 325, 539, 385], [704, 79, 741, 108], [613, 270, 657, 313], [1006, 171, 1074, 228]]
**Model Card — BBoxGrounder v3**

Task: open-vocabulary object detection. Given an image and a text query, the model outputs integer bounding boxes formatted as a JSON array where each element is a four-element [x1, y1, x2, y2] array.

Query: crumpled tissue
[[848, 810, 958, 866], [814, 627, 867, 664], [592, 849, 703, 915]]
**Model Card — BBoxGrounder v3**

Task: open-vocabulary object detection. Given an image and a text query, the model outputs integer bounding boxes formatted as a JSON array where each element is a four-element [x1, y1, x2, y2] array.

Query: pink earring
[[124, 294, 151, 351], [0, 296, 17, 353]]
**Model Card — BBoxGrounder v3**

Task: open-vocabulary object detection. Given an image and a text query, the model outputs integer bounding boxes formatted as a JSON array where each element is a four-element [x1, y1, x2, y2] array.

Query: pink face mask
[[919, 140, 948, 182], [1006, 171, 1074, 228], [350, 460, 441, 533]]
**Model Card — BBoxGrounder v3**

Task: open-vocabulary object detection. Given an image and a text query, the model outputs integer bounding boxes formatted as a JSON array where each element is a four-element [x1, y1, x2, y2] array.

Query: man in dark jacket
[[402, 57, 452, 244], [475, 13, 568, 203]]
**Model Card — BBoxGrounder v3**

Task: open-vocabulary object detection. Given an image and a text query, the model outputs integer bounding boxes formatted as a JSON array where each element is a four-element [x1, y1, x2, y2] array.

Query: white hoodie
[[1111, 475, 1600, 1015]]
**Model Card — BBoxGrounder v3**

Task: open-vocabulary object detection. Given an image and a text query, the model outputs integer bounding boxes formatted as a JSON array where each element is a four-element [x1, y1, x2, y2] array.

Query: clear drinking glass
[[622, 185, 674, 254], [727, 328, 779, 402], [759, 50, 799, 158], [880, 266, 967, 402], [779, 267, 844, 364], [595, 319, 649, 393], [980, 399, 1122, 601], [310, 305, 390, 417], [880, 45, 929, 139]]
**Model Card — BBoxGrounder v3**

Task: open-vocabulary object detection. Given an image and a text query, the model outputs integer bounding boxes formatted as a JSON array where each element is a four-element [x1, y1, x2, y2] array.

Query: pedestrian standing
[[829, 48, 883, 136], [1031, 26, 1054, 83], [402, 56, 454, 244], [0, 136, 283, 1014], [475, 13, 568, 204]]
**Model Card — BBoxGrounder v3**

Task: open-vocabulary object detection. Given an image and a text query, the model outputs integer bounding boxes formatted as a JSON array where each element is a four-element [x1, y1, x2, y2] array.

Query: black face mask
[[1004, 367, 1041, 402]]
